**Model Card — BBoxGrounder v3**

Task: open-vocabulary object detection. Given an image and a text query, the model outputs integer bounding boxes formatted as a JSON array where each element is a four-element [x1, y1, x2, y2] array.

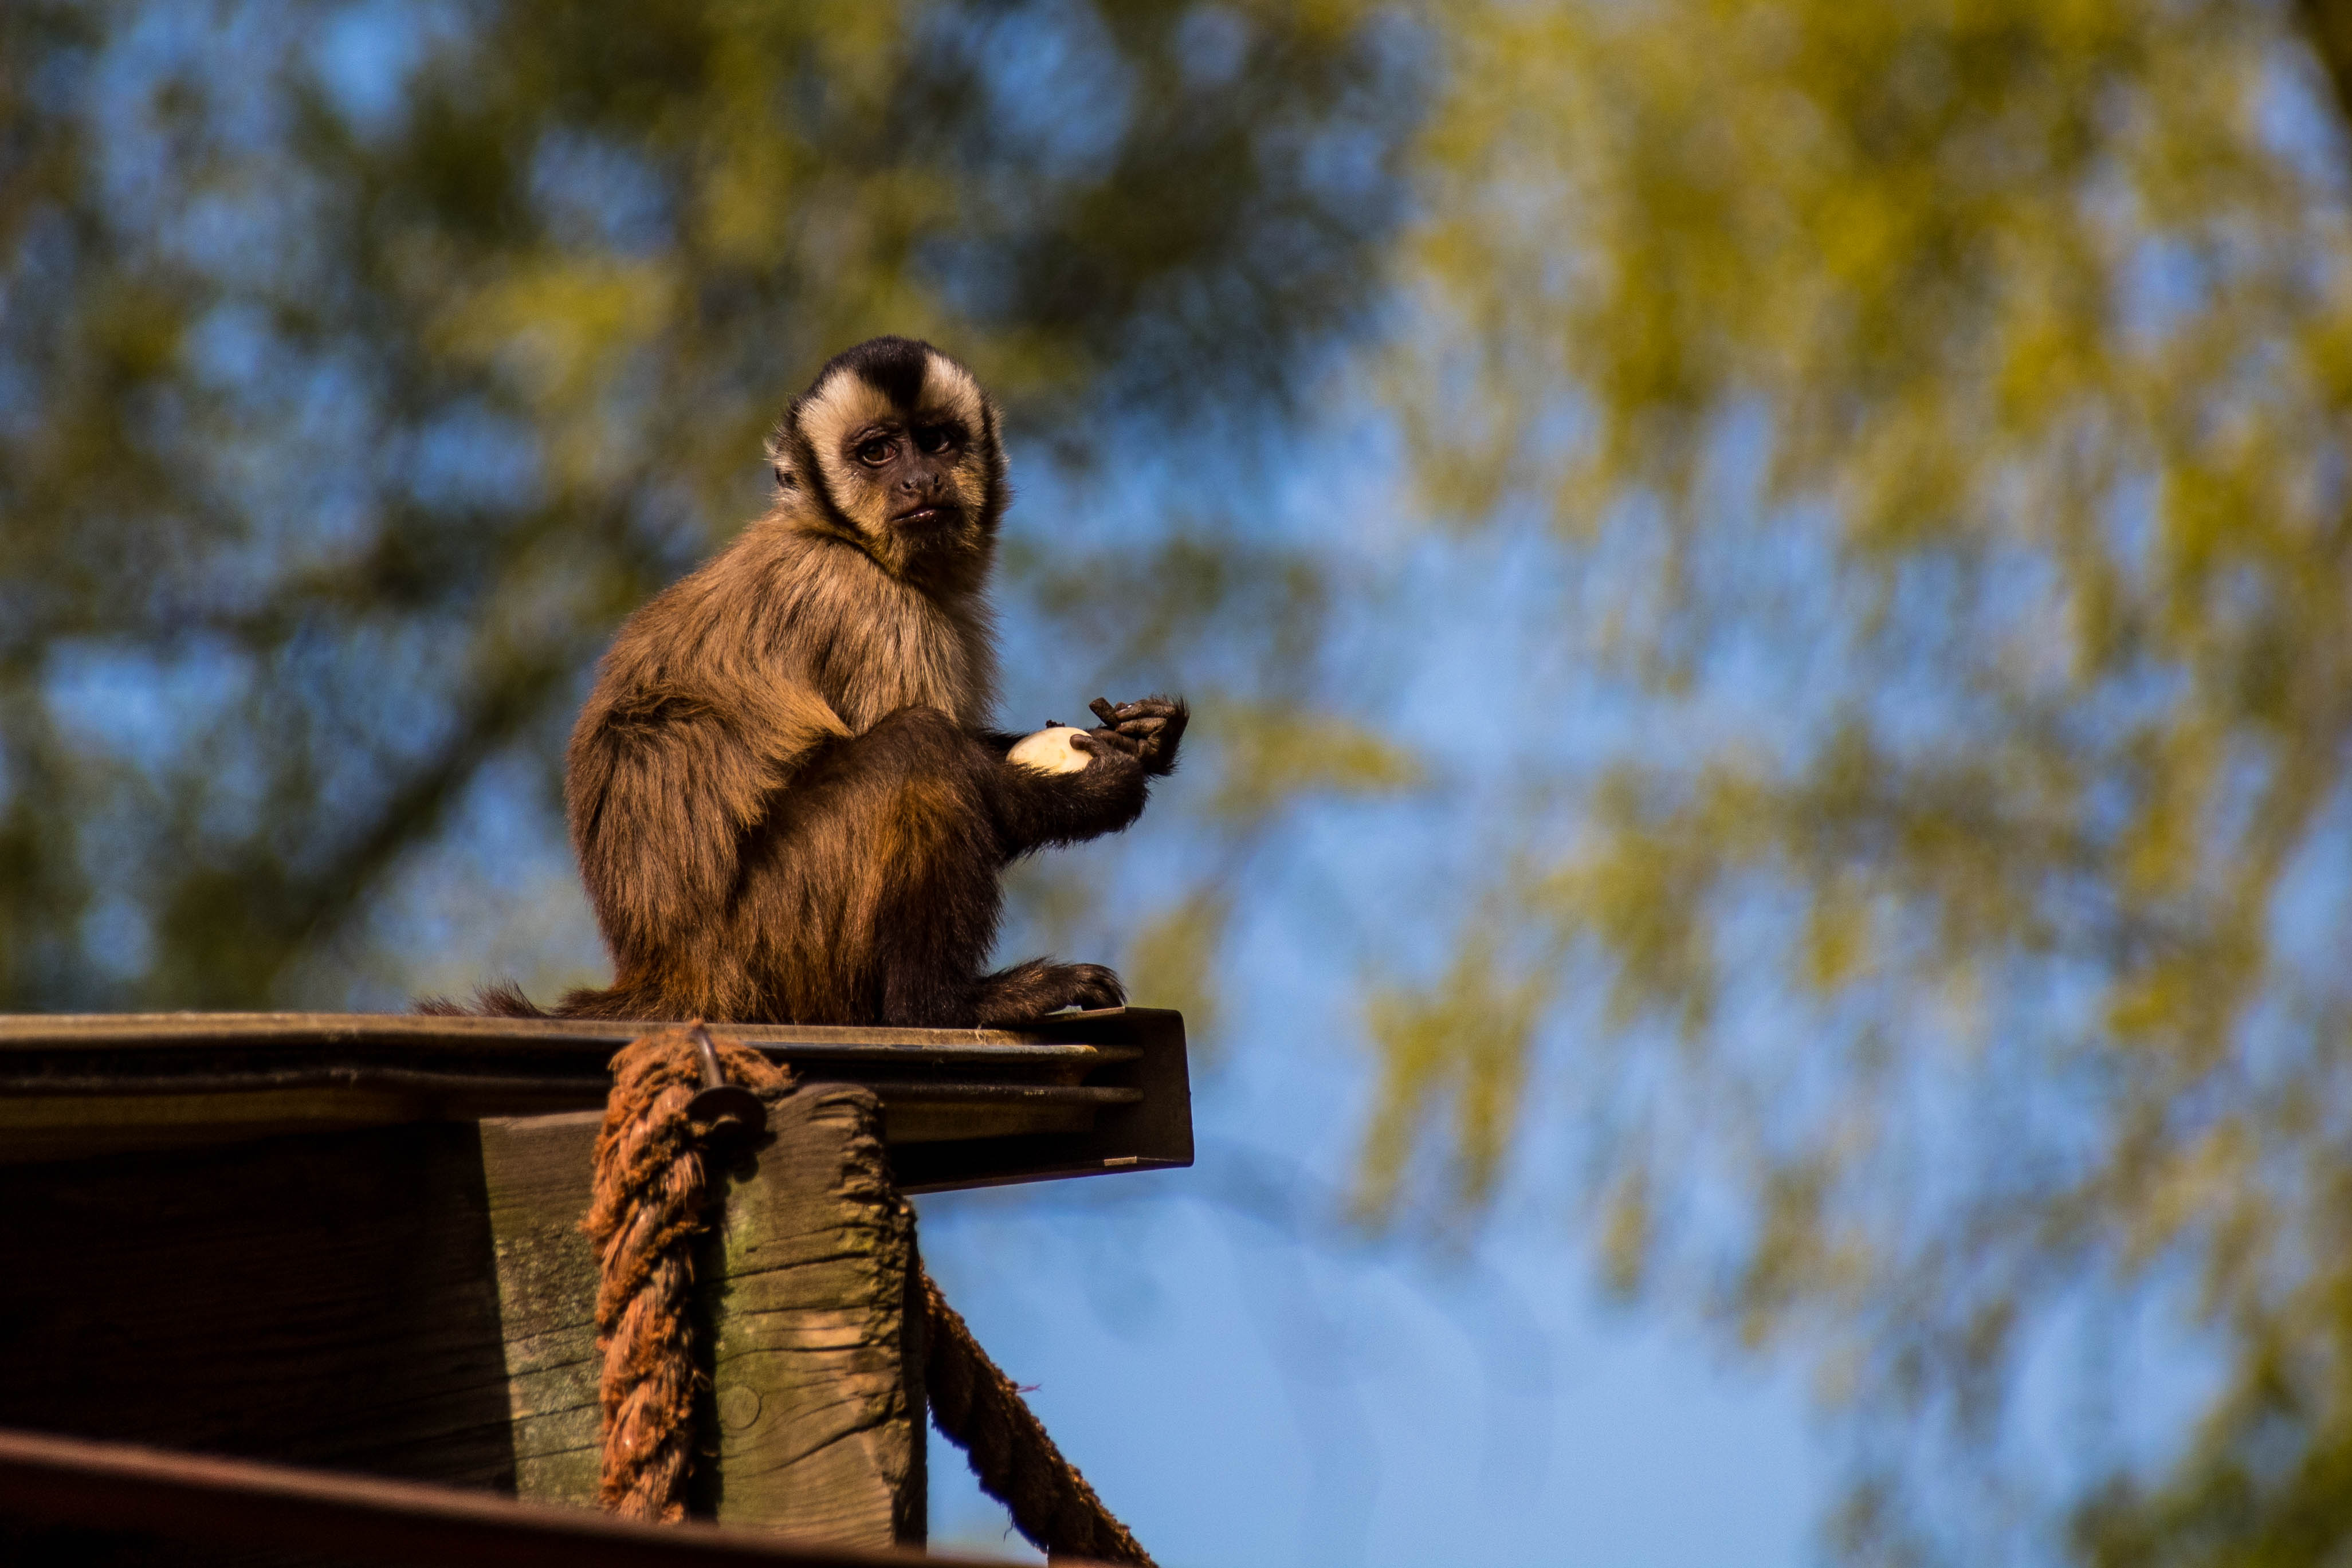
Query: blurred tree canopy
[[14, 0, 2352, 1563], [1361, 0, 2352, 1562], [0, 0, 1418, 1005]]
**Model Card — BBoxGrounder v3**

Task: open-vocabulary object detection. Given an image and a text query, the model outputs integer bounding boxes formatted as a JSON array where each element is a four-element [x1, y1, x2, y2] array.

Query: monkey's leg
[[869, 715, 1144, 1022], [731, 708, 1027, 1026]]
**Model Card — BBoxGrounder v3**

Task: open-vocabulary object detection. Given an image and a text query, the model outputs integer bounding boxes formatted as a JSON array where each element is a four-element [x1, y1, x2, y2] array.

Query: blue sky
[[918, 1092, 1826, 1567]]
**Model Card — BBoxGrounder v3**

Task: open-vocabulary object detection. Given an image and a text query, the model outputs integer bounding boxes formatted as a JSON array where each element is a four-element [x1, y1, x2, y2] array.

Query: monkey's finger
[[1116, 716, 1168, 739], [1088, 697, 1121, 727], [1085, 726, 1142, 756]]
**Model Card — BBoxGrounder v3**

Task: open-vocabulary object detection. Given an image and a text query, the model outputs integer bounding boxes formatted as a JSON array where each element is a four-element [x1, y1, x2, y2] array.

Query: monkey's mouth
[[892, 504, 956, 530]]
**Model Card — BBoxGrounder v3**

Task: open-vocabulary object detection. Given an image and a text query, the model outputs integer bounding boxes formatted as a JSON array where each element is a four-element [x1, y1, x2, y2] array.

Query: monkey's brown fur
[[430, 337, 1185, 1027]]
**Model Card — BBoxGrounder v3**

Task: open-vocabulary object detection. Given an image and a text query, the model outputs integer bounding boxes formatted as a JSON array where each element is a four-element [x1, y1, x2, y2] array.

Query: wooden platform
[[0, 1009, 1191, 1561]]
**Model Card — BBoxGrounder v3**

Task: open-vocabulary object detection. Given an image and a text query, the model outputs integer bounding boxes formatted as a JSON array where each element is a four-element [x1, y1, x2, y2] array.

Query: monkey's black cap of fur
[[806, 335, 941, 408]]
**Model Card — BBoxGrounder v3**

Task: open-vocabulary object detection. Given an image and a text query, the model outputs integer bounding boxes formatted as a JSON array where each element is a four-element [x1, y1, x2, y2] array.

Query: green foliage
[[1359, 934, 1545, 1219], [0, 0, 1418, 1008], [1122, 887, 1232, 1040], [1361, 0, 2352, 1558]]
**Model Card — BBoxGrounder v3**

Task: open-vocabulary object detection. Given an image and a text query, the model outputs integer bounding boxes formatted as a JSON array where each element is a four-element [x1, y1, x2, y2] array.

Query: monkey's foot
[[973, 958, 1126, 1026]]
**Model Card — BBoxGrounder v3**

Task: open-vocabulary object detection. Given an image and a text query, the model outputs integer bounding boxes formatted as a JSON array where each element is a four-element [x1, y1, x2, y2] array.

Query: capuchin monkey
[[440, 336, 1185, 1027]]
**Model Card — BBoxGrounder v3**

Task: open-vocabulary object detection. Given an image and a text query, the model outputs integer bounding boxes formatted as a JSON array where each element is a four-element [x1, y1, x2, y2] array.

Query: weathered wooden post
[[0, 1008, 1188, 1562], [482, 1088, 926, 1542]]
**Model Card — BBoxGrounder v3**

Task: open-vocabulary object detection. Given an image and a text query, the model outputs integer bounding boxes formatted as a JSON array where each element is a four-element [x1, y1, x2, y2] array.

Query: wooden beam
[[0, 1008, 1192, 1190], [0, 1425, 1016, 1568]]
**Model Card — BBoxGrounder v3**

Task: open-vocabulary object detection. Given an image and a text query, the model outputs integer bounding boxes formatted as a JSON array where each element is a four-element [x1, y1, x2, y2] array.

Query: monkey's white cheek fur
[[1008, 725, 1091, 775]]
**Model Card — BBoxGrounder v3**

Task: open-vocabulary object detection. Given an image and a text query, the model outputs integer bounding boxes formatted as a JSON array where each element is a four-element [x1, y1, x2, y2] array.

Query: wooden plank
[[0, 1009, 1138, 1052], [700, 1087, 924, 1547], [891, 1007, 1193, 1192], [478, 1111, 605, 1507], [0, 1009, 1192, 1192], [0, 1426, 1020, 1568]]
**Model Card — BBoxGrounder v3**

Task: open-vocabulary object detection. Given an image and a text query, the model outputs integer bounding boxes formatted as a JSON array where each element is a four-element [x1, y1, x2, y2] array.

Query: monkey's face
[[779, 339, 1003, 582]]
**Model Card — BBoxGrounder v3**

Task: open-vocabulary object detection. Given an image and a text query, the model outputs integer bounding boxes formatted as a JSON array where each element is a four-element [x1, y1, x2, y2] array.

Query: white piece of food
[[1007, 725, 1091, 775]]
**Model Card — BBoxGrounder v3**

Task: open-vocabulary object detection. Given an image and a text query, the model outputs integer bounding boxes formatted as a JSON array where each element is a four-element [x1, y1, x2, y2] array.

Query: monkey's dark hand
[[1087, 695, 1188, 777]]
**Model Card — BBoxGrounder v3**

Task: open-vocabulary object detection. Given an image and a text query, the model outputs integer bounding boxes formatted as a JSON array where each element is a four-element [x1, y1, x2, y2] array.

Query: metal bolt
[[686, 1021, 767, 1147]]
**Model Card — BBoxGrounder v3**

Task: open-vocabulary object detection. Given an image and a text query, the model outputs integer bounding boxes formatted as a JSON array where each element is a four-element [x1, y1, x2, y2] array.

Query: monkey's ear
[[764, 418, 799, 491]]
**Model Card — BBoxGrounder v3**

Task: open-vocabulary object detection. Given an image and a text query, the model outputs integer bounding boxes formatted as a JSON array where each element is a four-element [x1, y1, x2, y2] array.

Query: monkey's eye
[[854, 437, 896, 467], [913, 423, 958, 456]]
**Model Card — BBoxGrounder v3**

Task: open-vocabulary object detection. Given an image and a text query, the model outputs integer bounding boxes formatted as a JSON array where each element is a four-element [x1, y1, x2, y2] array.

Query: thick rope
[[922, 1270, 1157, 1566], [582, 1019, 1153, 1563], [581, 1023, 792, 1523]]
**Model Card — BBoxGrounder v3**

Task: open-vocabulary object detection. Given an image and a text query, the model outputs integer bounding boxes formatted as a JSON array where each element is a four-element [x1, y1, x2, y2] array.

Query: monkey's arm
[[980, 695, 1187, 767], [988, 733, 1151, 855], [977, 694, 1185, 854], [567, 676, 850, 957]]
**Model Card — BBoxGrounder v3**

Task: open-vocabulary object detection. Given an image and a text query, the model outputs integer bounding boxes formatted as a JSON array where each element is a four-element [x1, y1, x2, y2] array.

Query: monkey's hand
[[1086, 695, 1188, 777]]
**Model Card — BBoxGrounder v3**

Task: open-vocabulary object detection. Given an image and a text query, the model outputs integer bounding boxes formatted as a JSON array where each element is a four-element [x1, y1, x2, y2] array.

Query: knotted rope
[[582, 1023, 792, 1522], [583, 1022, 1155, 1565]]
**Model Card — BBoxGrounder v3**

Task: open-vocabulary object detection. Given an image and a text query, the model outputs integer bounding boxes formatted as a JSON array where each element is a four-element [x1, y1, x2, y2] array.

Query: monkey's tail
[[413, 978, 686, 1019], [413, 980, 555, 1018]]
